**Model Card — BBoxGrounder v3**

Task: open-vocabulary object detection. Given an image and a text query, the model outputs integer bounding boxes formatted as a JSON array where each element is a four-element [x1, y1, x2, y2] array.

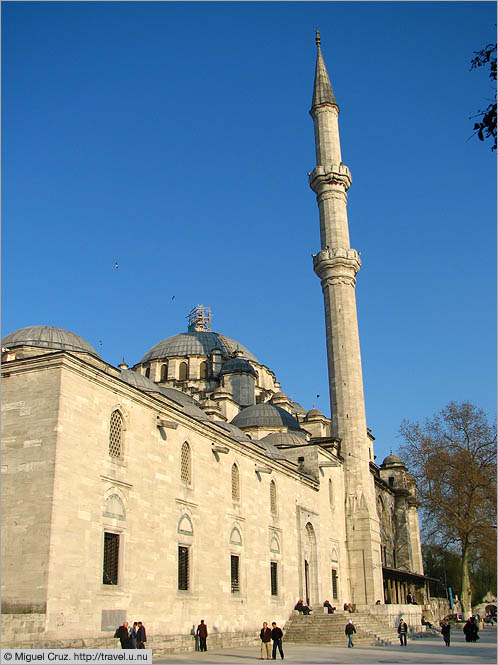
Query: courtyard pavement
[[155, 625, 497, 664]]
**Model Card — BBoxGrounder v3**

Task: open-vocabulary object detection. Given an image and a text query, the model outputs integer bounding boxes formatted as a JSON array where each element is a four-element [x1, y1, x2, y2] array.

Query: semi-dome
[[231, 403, 300, 431], [119, 369, 162, 393], [2, 325, 100, 358], [140, 331, 258, 364], [260, 431, 309, 447], [219, 356, 257, 377]]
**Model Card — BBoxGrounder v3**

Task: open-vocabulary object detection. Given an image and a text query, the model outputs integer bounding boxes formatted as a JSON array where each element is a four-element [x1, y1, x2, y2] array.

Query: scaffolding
[[187, 305, 211, 332]]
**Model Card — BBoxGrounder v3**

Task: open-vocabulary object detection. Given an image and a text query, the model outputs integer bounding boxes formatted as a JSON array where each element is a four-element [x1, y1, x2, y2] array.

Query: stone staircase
[[284, 609, 400, 646]]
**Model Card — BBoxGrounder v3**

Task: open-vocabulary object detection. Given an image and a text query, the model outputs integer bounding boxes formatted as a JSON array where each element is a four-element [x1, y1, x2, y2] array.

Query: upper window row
[[144, 360, 208, 382]]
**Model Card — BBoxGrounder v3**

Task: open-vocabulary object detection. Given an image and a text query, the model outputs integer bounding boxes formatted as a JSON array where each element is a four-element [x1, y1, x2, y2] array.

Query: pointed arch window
[[109, 410, 124, 459], [179, 361, 188, 381], [160, 362, 169, 382], [270, 479, 278, 515], [231, 463, 240, 502], [181, 442, 191, 484]]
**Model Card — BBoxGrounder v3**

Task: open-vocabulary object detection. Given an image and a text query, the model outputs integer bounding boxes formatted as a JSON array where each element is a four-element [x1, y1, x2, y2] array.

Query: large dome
[[140, 331, 258, 364], [2, 325, 100, 358], [231, 403, 301, 431]]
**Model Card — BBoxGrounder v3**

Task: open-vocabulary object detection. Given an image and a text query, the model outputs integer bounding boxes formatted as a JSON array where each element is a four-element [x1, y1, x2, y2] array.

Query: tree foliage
[[470, 42, 497, 150], [399, 402, 497, 614]]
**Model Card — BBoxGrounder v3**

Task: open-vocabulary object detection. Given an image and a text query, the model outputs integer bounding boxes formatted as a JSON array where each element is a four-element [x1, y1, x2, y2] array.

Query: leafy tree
[[399, 402, 496, 615], [422, 543, 461, 597], [470, 42, 497, 150]]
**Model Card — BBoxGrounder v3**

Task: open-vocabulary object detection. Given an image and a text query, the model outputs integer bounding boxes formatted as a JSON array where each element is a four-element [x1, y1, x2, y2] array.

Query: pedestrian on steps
[[345, 619, 356, 648]]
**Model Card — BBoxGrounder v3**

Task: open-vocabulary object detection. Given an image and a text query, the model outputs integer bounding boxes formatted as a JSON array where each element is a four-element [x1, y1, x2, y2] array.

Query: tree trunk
[[460, 545, 472, 617]]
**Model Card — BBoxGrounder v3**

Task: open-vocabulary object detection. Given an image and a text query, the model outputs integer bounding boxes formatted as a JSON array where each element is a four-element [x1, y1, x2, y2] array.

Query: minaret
[[309, 31, 383, 605]]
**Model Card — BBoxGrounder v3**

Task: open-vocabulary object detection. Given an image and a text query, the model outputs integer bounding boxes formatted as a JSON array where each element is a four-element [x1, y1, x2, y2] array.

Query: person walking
[[398, 617, 408, 646], [114, 622, 131, 649], [129, 622, 138, 649], [197, 619, 208, 652], [271, 621, 284, 660], [441, 620, 451, 647], [345, 619, 356, 648], [136, 621, 147, 649], [259, 621, 272, 660]]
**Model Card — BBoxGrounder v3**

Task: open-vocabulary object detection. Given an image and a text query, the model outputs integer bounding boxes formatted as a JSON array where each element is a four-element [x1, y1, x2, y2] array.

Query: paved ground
[[155, 625, 497, 664]]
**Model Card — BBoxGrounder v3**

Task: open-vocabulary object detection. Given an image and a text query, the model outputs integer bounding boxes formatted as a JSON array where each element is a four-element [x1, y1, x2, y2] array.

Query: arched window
[[160, 362, 168, 382], [270, 479, 277, 515], [231, 463, 240, 502], [109, 410, 123, 459], [145, 366, 151, 378], [329, 478, 334, 507], [181, 442, 191, 484], [179, 361, 188, 381], [199, 360, 207, 379]]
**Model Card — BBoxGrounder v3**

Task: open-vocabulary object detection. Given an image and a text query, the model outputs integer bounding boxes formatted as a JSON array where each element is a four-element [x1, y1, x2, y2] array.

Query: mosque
[[1, 34, 429, 648]]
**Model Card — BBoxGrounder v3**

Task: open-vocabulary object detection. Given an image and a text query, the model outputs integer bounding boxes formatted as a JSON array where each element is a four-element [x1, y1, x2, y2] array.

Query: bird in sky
[[172, 295, 175, 300], [115, 262, 119, 269], [99, 341, 103, 346]]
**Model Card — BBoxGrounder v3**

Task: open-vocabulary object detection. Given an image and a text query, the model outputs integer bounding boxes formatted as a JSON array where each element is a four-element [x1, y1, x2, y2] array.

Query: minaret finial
[[315, 28, 320, 48]]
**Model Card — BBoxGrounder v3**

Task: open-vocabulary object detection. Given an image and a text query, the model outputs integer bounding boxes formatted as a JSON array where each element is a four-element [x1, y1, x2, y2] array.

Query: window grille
[[178, 546, 190, 590], [181, 443, 191, 484], [199, 361, 207, 379], [270, 480, 277, 515], [103, 532, 119, 585], [179, 362, 188, 380], [230, 554, 240, 593], [270, 561, 278, 596], [161, 363, 168, 382], [231, 464, 240, 502], [332, 568, 338, 599], [109, 411, 123, 459]]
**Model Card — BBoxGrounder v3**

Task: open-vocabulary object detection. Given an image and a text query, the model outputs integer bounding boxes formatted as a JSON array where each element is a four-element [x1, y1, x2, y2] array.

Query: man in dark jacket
[[259, 621, 272, 660], [136, 622, 147, 649], [271, 622, 284, 660], [398, 618, 408, 646], [114, 622, 130, 649], [441, 619, 451, 646], [197, 620, 208, 652], [345, 619, 356, 648]]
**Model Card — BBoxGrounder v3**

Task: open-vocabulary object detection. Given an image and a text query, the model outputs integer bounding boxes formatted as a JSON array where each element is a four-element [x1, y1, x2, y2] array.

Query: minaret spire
[[308, 32, 383, 606]]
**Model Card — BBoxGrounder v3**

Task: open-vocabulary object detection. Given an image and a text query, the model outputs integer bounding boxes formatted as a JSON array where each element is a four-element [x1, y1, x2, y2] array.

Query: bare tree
[[399, 402, 496, 615]]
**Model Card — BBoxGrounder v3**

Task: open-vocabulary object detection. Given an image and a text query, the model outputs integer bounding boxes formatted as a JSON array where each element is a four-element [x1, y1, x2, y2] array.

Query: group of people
[[259, 621, 284, 660], [114, 621, 147, 649], [293, 599, 311, 615]]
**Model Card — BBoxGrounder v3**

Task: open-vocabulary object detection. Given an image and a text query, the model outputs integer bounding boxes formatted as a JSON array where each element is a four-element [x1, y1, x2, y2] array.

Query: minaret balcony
[[313, 247, 362, 281], [309, 162, 352, 193]]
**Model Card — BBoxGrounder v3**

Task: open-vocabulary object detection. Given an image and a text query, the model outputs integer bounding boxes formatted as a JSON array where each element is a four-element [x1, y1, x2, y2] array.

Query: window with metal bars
[[230, 554, 240, 593], [231, 464, 240, 502], [109, 411, 123, 459], [178, 546, 190, 590], [331, 568, 338, 599], [103, 532, 119, 585], [270, 480, 277, 515], [270, 561, 278, 596], [180, 442, 191, 484]]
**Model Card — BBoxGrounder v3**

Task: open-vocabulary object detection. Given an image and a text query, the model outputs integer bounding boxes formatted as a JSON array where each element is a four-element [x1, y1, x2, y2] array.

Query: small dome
[[381, 454, 405, 467], [305, 408, 323, 419], [140, 331, 257, 364], [231, 403, 300, 431], [120, 369, 162, 393], [290, 401, 307, 415], [260, 431, 309, 447], [2, 325, 100, 358], [219, 356, 257, 377]]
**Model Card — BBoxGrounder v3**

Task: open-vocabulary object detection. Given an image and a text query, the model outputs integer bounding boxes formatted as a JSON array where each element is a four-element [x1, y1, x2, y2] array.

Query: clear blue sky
[[2, 1, 496, 464]]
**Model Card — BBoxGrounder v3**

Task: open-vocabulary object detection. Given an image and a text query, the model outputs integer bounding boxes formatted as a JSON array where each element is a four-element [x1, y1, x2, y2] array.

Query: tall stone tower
[[309, 31, 383, 605]]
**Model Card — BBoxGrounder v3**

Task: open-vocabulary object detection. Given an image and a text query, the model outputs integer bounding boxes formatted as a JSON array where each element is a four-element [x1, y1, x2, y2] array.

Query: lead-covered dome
[[2, 325, 100, 358], [219, 356, 257, 377], [140, 331, 258, 364], [381, 454, 405, 467], [231, 403, 301, 431]]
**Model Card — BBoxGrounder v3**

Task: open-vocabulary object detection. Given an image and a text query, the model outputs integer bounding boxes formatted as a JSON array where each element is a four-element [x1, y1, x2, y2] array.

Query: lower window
[[332, 568, 338, 599], [271, 561, 278, 596], [231, 554, 240, 593], [178, 545, 190, 591], [103, 532, 120, 585]]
